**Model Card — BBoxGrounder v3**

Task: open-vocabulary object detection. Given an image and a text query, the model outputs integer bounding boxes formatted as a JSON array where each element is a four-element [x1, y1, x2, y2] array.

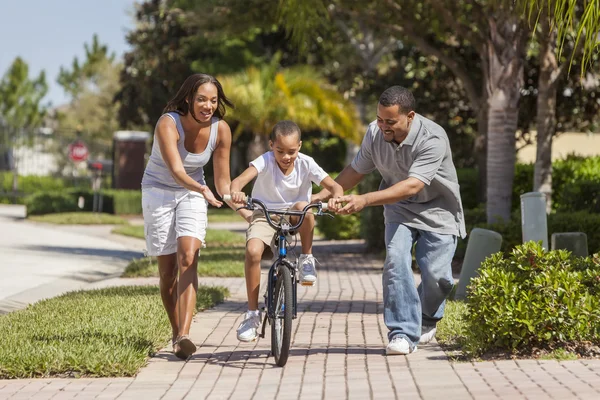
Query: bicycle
[[223, 195, 332, 366]]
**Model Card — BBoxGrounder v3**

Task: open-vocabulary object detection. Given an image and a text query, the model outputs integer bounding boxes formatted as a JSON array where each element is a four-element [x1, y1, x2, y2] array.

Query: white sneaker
[[420, 325, 437, 344], [386, 337, 417, 355], [236, 311, 261, 342], [299, 254, 317, 286]]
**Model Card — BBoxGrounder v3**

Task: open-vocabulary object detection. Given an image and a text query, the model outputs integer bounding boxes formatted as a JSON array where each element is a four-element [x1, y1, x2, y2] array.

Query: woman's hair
[[163, 74, 234, 121], [270, 120, 301, 142]]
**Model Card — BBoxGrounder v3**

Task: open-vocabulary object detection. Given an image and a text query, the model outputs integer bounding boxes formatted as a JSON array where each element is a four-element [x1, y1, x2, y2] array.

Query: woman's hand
[[199, 185, 223, 207]]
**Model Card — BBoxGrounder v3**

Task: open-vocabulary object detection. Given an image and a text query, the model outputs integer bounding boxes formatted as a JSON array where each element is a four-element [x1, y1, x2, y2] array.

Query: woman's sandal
[[174, 335, 197, 360]]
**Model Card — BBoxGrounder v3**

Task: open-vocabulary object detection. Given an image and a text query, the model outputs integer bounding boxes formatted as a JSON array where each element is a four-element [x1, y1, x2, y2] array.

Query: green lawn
[[112, 225, 245, 246], [123, 246, 246, 278], [0, 285, 228, 378], [208, 207, 243, 223], [29, 212, 128, 225], [117, 226, 247, 277]]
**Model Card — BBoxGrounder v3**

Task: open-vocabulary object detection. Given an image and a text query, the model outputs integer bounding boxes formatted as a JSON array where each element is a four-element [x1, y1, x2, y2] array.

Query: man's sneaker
[[299, 254, 317, 286], [420, 325, 437, 344], [386, 337, 417, 355], [236, 311, 261, 342]]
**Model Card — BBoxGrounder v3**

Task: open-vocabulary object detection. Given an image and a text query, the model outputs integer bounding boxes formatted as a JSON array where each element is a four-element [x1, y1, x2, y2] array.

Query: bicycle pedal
[[300, 281, 315, 287]]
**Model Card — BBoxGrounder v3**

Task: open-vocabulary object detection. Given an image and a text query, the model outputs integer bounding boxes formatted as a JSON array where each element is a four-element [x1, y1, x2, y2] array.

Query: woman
[[141, 73, 247, 359]]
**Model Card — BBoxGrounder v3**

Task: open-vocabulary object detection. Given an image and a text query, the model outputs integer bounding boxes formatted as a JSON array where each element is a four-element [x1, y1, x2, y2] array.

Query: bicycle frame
[[223, 195, 331, 338]]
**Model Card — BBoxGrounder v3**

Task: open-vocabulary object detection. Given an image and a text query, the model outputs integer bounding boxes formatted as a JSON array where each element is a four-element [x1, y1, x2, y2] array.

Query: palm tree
[[516, 0, 600, 212], [218, 62, 361, 166]]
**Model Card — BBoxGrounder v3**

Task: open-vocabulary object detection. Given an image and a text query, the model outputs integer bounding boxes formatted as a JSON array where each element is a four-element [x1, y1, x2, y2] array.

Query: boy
[[230, 120, 343, 342]]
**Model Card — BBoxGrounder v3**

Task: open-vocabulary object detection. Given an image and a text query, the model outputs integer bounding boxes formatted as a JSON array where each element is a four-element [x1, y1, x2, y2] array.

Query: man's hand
[[199, 185, 223, 207], [335, 194, 367, 214]]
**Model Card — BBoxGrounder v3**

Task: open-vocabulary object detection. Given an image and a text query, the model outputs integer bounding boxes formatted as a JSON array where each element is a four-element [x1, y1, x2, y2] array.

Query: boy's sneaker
[[236, 311, 261, 342], [299, 254, 317, 286], [386, 336, 417, 355], [420, 325, 437, 344]]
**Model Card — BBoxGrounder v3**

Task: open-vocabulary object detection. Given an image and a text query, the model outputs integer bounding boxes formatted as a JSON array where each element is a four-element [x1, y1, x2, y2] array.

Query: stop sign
[[68, 140, 89, 162]]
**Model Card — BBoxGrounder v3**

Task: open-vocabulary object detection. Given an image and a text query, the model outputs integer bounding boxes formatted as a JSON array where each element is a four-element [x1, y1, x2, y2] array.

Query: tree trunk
[[475, 99, 488, 204], [247, 134, 269, 163], [534, 19, 558, 213], [485, 17, 527, 224]]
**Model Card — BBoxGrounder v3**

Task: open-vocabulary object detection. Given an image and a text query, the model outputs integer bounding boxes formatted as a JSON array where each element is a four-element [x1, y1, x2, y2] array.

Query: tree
[[517, 0, 600, 74], [0, 57, 48, 171], [218, 62, 361, 163], [195, 0, 480, 169], [280, 0, 533, 223], [0, 57, 48, 130], [116, 1, 195, 129], [57, 34, 116, 100], [515, 0, 600, 212], [55, 35, 121, 152]]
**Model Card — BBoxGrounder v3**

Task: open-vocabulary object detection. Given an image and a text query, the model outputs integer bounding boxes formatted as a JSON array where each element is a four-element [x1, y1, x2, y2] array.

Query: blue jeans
[[383, 223, 457, 348]]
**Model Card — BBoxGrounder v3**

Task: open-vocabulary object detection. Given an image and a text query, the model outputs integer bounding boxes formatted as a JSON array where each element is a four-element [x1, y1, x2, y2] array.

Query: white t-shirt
[[250, 152, 328, 210]]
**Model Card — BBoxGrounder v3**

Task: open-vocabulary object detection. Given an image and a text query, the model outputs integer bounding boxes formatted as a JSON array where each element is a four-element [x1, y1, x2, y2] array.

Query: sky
[[0, 0, 137, 107]]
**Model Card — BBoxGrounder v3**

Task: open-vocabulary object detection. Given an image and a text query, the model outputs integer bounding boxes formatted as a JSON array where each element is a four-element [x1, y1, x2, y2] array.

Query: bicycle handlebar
[[223, 194, 331, 232]]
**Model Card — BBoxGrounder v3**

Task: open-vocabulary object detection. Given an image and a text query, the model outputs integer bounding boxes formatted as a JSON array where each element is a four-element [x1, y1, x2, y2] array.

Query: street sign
[[68, 140, 89, 162]]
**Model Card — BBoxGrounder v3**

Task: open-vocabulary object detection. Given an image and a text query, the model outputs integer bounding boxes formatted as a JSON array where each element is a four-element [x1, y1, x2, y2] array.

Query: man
[[316, 85, 466, 355]]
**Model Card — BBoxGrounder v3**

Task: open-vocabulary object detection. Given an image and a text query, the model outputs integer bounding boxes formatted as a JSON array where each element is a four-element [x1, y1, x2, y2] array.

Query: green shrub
[[464, 242, 600, 356], [104, 190, 142, 215], [555, 180, 600, 214], [358, 171, 385, 251], [24, 192, 78, 216], [315, 171, 362, 241], [0, 172, 65, 193], [458, 209, 600, 259], [22, 189, 142, 216], [318, 212, 361, 240], [459, 156, 600, 214], [457, 168, 479, 209]]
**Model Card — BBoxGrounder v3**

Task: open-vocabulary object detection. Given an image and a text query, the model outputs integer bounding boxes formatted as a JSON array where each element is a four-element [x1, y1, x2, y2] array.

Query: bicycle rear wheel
[[271, 264, 293, 367]]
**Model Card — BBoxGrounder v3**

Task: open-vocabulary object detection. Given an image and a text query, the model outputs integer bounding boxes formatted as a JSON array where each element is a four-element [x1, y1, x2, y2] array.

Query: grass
[[111, 224, 145, 238], [123, 246, 247, 278], [208, 207, 243, 223], [118, 226, 247, 277], [436, 300, 469, 359], [112, 225, 246, 247], [0, 285, 229, 379], [29, 212, 128, 225]]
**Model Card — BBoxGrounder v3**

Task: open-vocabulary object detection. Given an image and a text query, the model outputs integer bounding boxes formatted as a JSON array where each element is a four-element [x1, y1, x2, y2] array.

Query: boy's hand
[[230, 191, 247, 204], [200, 185, 223, 207], [335, 194, 367, 214], [327, 197, 341, 212]]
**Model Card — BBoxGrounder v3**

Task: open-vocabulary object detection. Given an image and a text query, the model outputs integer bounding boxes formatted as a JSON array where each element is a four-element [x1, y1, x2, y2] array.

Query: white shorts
[[142, 187, 208, 256]]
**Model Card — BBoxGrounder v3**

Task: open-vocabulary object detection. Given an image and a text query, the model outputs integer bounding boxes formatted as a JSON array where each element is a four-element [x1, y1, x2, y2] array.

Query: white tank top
[[141, 112, 219, 190]]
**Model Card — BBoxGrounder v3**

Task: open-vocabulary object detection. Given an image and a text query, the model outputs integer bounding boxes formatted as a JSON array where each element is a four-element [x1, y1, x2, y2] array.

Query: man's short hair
[[379, 86, 416, 114]]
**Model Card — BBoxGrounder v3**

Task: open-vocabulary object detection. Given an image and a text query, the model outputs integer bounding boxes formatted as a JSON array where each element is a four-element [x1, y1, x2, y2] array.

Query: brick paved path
[[1, 242, 599, 399]]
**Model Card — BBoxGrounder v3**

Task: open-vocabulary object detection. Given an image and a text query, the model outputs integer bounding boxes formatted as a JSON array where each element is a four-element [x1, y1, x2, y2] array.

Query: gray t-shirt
[[351, 114, 466, 238]]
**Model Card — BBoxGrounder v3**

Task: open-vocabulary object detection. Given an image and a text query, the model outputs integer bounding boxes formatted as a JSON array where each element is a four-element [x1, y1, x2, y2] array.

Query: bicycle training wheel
[[271, 265, 293, 367]]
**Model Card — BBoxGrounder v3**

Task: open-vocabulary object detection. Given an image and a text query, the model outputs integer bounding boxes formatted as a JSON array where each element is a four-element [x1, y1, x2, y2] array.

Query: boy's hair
[[379, 86, 416, 114], [270, 120, 301, 142]]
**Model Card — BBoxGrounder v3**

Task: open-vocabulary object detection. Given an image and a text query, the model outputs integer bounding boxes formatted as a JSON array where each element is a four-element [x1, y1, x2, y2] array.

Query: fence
[[0, 125, 111, 201]]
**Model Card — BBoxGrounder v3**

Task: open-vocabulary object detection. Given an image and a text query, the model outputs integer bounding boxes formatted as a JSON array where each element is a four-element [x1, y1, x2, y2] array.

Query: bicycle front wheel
[[271, 265, 293, 367]]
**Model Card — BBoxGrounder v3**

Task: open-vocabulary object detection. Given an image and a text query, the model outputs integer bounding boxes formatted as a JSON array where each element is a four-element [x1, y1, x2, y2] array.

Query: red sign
[[68, 141, 89, 162]]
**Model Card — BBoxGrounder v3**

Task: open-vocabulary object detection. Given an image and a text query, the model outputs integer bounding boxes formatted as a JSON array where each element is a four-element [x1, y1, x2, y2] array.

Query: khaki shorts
[[246, 210, 295, 260]]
